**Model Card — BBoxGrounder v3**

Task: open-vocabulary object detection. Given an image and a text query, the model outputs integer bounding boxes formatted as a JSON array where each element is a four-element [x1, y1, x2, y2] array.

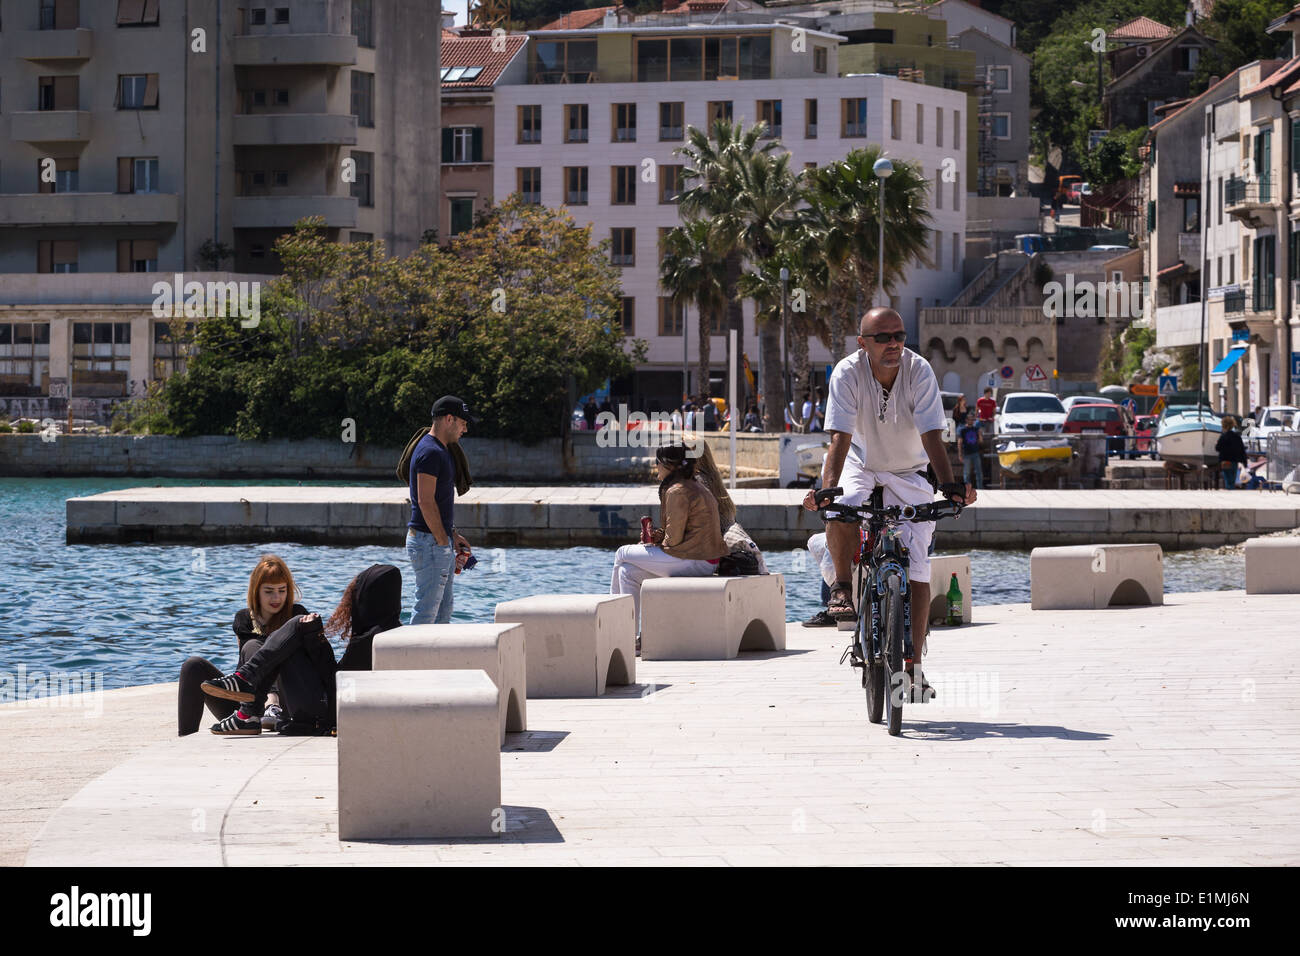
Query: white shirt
[[824, 347, 946, 475]]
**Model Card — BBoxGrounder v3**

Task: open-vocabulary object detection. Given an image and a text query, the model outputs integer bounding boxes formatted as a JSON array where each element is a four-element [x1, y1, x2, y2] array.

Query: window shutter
[[118, 0, 145, 24], [441, 128, 454, 163], [54, 76, 78, 111], [1291, 119, 1300, 174], [118, 157, 134, 193], [52, 241, 78, 265], [143, 0, 160, 23], [1147, 200, 1155, 232], [118, 240, 132, 273], [471, 127, 483, 162], [39, 241, 53, 274], [144, 74, 159, 108], [135, 240, 159, 262], [55, 0, 78, 30], [39, 161, 54, 194]]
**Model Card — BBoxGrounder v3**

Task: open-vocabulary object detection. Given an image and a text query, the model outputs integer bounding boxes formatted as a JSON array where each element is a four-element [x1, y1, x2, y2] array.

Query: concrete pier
[[66, 486, 1300, 549]]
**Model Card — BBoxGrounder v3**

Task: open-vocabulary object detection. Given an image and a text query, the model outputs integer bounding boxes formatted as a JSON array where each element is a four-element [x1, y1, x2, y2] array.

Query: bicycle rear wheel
[[882, 574, 905, 736]]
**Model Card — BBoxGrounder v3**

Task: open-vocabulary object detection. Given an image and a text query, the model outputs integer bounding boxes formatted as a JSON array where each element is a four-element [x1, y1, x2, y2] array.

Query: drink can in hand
[[640, 516, 653, 543]]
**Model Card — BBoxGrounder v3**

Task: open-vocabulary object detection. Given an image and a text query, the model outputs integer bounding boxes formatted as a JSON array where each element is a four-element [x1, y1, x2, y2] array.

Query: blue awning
[[1211, 347, 1248, 375]]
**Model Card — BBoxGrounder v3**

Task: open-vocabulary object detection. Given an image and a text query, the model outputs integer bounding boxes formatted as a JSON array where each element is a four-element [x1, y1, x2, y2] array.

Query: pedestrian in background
[[583, 398, 598, 431], [959, 411, 983, 490], [1215, 417, 1247, 490], [976, 387, 996, 437]]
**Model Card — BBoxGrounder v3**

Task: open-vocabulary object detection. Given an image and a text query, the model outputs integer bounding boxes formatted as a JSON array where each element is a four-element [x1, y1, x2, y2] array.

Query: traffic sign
[[1130, 384, 1158, 397], [1121, 398, 1137, 414], [1000, 365, 1014, 379], [1158, 374, 1178, 394], [1025, 364, 1047, 382], [1292, 352, 1300, 384]]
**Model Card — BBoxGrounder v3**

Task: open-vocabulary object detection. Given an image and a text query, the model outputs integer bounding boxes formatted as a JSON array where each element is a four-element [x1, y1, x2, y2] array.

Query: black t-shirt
[[408, 433, 455, 535], [233, 604, 309, 647]]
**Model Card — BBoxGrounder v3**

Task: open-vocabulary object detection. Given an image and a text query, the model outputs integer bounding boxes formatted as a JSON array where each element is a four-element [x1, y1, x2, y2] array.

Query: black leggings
[[178, 638, 267, 737], [238, 615, 334, 725]]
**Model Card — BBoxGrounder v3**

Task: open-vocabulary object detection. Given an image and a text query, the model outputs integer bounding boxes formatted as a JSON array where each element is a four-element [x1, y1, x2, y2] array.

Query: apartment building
[[493, 13, 967, 410], [0, 0, 438, 415]]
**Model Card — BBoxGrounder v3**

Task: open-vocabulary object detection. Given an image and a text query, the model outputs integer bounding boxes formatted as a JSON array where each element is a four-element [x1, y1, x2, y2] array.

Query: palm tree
[[676, 119, 780, 410], [660, 219, 728, 402], [802, 147, 935, 363]]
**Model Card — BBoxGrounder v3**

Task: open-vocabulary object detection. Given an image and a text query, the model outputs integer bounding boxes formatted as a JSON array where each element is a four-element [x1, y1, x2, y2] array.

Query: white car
[[995, 392, 1067, 436], [1243, 405, 1299, 450], [1062, 395, 1118, 413]]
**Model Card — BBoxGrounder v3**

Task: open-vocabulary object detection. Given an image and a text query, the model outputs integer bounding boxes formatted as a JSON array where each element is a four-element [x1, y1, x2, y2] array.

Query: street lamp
[[780, 266, 790, 426], [873, 157, 893, 310]]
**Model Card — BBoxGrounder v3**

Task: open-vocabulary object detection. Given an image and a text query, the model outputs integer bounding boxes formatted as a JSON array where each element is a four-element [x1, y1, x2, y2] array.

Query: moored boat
[[996, 438, 1072, 474], [1154, 406, 1221, 466]]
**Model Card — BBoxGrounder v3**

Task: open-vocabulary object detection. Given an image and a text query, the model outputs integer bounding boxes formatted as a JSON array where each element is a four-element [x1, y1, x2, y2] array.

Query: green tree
[[660, 219, 728, 402], [1189, 0, 1293, 95]]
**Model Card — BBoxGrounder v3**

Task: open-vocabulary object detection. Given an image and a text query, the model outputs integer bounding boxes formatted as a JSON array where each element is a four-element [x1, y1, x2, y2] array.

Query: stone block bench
[[640, 574, 786, 660], [928, 554, 972, 625], [494, 594, 635, 698], [1030, 543, 1163, 610], [372, 624, 526, 745], [337, 670, 500, 840], [1244, 537, 1300, 593]]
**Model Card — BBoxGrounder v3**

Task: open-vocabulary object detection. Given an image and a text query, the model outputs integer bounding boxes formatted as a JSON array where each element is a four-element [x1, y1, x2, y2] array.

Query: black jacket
[[233, 605, 308, 648], [1215, 430, 1247, 465]]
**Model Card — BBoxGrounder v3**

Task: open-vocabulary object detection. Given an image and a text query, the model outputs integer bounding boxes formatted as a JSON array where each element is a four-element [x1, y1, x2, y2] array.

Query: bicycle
[[814, 486, 965, 736]]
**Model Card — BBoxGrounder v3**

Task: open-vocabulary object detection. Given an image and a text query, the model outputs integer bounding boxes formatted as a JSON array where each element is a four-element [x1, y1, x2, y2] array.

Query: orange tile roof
[[1241, 56, 1300, 97], [538, 6, 619, 30], [1109, 15, 1172, 41], [441, 34, 528, 88]]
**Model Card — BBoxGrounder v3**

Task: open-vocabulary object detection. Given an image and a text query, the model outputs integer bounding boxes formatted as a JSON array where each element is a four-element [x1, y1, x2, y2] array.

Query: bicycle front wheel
[[882, 573, 905, 736], [861, 607, 884, 724]]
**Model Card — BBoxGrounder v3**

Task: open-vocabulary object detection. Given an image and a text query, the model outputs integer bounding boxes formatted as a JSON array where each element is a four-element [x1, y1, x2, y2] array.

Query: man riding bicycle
[[802, 307, 977, 698]]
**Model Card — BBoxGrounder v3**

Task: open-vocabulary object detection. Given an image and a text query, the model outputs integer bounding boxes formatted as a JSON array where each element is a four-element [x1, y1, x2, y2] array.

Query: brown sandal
[[828, 584, 856, 621]]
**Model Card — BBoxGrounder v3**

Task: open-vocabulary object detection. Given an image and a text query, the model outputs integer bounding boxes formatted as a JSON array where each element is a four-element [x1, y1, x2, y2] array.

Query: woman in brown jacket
[[610, 442, 728, 634]]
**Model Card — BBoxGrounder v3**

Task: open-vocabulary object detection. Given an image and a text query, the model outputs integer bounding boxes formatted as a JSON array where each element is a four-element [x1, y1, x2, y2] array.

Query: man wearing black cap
[[406, 395, 478, 625]]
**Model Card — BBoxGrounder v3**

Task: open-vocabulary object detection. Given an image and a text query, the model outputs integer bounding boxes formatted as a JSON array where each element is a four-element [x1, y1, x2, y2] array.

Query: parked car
[[1133, 415, 1158, 457], [995, 392, 1067, 436], [1061, 395, 1119, 413], [1243, 405, 1300, 453], [1062, 402, 1130, 456], [1056, 175, 1083, 203]]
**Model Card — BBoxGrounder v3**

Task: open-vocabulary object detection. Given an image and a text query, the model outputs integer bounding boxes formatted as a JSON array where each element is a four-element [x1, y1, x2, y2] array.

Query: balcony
[[1224, 175, 1279, 225], [232, 113, 358, 146], [10, 110, 91, 144], [532, 71, 598, 84], [918, 306, 1058, 361], [231, 195, 357, 229], [16, 27, 93, 62], [232, 33, 357, 66], [0, 192, 179, 227], [1177, 231, 1201, 264], [0, 272, 265, 307], [1225, 281, 1279, 338], [1223, 289, 1246, 313]]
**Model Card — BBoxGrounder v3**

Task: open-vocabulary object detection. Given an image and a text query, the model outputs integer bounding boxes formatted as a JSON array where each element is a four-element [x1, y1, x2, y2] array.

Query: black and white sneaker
[[802, 609, 837, 628], [261, 704, 283, 732], [202, 672, 255, 703], [210, 711, 260, 735]]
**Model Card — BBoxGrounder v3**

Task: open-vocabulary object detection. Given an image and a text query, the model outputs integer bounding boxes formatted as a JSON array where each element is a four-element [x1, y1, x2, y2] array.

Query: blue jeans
[[1221, 463, 1239, 489], [962, 452, 983, 489], [407, 529, 455, 625]]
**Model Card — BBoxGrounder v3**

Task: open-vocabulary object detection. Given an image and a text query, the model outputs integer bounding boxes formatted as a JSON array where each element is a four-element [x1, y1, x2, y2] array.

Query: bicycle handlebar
[[812, 487, 965, 524]]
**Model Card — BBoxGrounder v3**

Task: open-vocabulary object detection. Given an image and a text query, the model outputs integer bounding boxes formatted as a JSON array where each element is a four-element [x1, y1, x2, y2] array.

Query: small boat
[[996, 438, 1072, 474], [1154, 406, 1221, 466]]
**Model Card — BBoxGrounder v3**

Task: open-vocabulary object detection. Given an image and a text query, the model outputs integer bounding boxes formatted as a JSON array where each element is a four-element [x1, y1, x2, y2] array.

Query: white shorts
[[834, 465, 937, 583]]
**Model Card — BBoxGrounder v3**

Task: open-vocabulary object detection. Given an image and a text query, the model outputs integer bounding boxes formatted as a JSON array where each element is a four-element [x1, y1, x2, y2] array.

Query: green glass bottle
[[946, 573, 962, 626]]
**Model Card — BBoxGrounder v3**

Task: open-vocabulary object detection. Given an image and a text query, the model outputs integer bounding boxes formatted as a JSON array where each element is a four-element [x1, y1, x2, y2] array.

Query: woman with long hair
[[177, 555, 306, 735], [610, 442, 727, 638], [199, 564, 403, 734]]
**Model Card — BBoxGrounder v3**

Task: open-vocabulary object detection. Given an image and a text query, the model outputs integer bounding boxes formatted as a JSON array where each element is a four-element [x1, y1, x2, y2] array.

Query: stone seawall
[[0, 432, 779, 481]]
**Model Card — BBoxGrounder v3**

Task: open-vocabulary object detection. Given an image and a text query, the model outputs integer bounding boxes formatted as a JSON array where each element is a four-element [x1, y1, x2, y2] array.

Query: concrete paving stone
[[203, 499, 270, 526], [117, 500, 204, 526]]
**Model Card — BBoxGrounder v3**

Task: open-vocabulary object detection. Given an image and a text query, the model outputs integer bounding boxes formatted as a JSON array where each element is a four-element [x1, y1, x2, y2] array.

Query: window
[[1177, 45, 1200, 73], [40, 0, 77, 30], [565, 166, 588, 205], [813, 46, 827, 74], [350, 150, 373, 207], [117, 157, 160, 194], [659, 297, 684, 335], [118, 74, 159, 110], [518, 105, 541, 144], [842, 98, 867, 137], [251, 89, 267, 108], [250, 171, 267, 188], [38, 240, 78, 273], [952, 233, 959, 272], [442, 126, 483, 163], [274, 7, 289, 24], [1229, 252, 1235, 285], [565, 104, 588, 143], [658, 227, 672, 261], [450, 198, 474, 236], [518, 167, 541, 204], [805, 98, 817, 138], [273, 170, 288, 187], [890, 99, 901, 139], [611, 228, 635, 266], [935, 230, 943, 270], [38, 158, 77, 193], [954, 109, 961, 151], [992, 113, 1010, 140], [274, 89, 289, 107], [1218, 176, 1224, 224], [1183, 196, 1200, 233], [638, 35, 769, 82], [73, 322, 131, 394], [757, 99, 782, 138], [953, 173, 960, 212], [613, 103, 636, 142], [352, 0, 374, 48], [535, 39, 597, 83], [351, 71, 374, 128], [251, 8, 267, 25], [934, 169, 943, 210], [660, 165, 683, 203], [116, 239, 158, 273], [117, 0, 161, 27], [990, 66, 1011, 92], [660, 102, 683, 140], [936, 107, 944, 148], [916, 102, 924, 144], [39, 76, 78, 111], [612, 166, 637, 205], [618, 297, 635, 335], [0, 322, 53, 396], [805, 162, 817, 172], [707, 101, 733, 126]]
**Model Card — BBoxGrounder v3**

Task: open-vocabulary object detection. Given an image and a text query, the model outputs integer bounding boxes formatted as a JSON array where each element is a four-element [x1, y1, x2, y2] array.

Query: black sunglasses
[[864, 331, 907, 344]]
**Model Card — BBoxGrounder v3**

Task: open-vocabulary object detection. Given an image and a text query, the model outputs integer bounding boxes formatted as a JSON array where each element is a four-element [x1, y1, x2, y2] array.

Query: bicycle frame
[[854, 489, 913, 667]]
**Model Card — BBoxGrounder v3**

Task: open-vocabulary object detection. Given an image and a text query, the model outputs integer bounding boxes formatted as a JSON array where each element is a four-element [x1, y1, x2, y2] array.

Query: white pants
[[610, 544, 718, 629], [832, 466, 937, 583], [806, 532, 837, 588]]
